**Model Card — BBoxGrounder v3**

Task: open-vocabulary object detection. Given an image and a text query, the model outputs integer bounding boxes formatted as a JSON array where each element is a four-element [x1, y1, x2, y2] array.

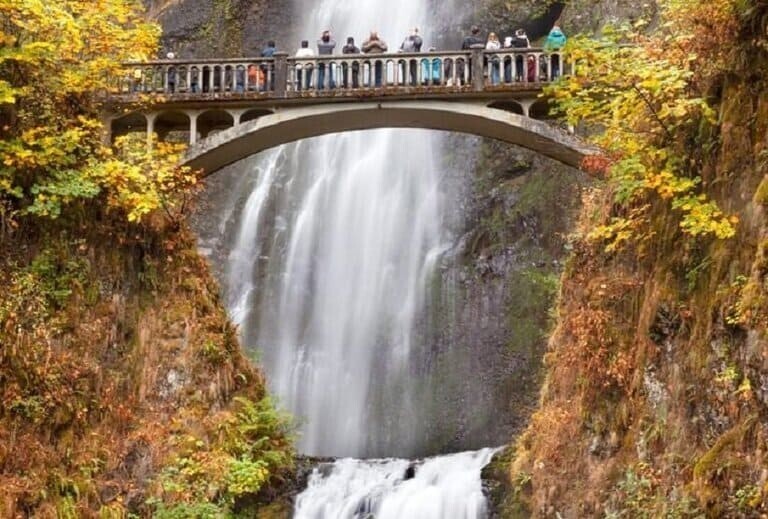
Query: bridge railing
[[110, 48, 570, 99], [287, 49, 570, 92], [111, 57, 277, 95]]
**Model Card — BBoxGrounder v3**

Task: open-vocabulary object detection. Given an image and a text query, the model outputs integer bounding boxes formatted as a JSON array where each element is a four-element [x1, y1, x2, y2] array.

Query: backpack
[[401, 36, 416, 53]]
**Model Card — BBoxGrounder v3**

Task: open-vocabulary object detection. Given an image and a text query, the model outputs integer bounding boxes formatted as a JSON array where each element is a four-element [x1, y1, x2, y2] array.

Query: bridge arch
[[154, 110, 190, 142], [111, 112, 147, 140], [197, 109, 235, 139], [183, 100, 595, 175], [488, 100, 525, 116], [528, 99, 552, 120], [241, 108, 274, 124]]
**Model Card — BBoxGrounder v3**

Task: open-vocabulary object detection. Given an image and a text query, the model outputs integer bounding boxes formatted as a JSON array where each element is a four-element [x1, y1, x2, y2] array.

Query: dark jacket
[[342, 43, 360, 54], [400, 34, 423, 52], [512, 35, 529, 48], [461, 35, 484, 50], [317, 38, 337, 55]]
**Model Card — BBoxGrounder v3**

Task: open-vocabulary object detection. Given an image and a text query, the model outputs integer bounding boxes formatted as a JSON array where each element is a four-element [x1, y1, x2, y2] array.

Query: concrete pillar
[[520, 100, 534, 118], [189, 111, 200, 145], [470, 44, 485, 92], [146, 112, 157, 152], [230, 109, 245, 126], [273, 52, 288, 96]]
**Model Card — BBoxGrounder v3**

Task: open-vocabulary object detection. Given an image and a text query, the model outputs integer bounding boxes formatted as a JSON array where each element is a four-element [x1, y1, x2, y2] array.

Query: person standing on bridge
[[362, 31, 388, 87], [511, 29, 530, 82], [461, 25, 484, 50], [165, 52, 177, 93], [342, 36, 361, 88], [460, 25, 484, 85], [485, 32, 501, 85], [295, 40, 315, 91], [399, 27, 423, 86], [260, 40, 277, 91], [544, 24, 567, 80], [317, 30, 337, 90]]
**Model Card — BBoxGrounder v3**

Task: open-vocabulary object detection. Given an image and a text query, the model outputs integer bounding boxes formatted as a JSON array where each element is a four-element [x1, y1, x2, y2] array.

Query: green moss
[[482, 446, 533, 518], [753, 174, 768, 206], [692, 415, 758, 508]]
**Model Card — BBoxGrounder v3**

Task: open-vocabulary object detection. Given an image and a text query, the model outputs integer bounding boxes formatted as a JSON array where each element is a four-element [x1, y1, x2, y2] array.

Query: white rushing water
[[230, 132, 448, 458], [214, 0, 497, 515], [224, 0, 451, 458], [295, 449, 496, 519]]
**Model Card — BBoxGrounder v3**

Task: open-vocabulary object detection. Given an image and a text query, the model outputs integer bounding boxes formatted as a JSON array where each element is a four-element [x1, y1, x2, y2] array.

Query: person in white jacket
[[295, 40, 315, 90], [485, 32, 501, 85]]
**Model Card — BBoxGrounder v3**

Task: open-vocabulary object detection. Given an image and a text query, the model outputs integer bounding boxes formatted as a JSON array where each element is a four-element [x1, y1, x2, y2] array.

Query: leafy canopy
[[0, 0, 194, 223], [547, 0, 743, 250]]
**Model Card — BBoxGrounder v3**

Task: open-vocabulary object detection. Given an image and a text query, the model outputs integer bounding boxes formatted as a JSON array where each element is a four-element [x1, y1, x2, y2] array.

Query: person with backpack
[[399, 28, 423, 85], [544, 25, 567, 79]]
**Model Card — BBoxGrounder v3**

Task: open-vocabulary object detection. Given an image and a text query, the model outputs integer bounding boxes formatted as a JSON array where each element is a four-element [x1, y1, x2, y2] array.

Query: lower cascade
[[295, 449, 496, 519]]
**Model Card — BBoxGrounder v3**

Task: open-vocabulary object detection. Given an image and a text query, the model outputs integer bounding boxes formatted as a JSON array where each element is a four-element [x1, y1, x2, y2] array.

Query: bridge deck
[[107, 48, 568, 106], [103, 48, 596, 174]]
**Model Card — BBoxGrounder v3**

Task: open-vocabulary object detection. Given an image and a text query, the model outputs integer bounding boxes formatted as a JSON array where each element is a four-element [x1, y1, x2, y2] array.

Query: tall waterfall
[[198, 0, 499, 514], [229, 132, 447, 458], [222, 0, 449, 459]]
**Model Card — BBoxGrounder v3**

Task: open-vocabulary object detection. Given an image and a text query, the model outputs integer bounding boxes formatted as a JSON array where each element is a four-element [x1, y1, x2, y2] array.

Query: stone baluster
[[470, 45, 484, 91], [273, 53, 288, 96], [546, 53, 552, 82]]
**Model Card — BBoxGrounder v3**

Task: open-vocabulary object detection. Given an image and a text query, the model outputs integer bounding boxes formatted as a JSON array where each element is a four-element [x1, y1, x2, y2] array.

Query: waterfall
[[224, 129, 450, 457], [220, 0, 451, 458], [199, 0, 499, 514], [294, 449, 496, 519]]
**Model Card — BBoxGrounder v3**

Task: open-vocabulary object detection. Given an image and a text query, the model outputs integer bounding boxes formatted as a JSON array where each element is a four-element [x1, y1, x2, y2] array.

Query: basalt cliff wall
[[486, 3, 768, 518]]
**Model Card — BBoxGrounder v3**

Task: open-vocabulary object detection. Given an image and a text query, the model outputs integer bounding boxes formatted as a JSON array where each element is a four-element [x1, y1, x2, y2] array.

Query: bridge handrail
[[111, 48, 571, 98]]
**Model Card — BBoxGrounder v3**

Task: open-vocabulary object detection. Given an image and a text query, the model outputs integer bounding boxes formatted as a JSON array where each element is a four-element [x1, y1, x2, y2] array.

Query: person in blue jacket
[[420, 48, 441, 85], [544, 25, 567, 80]]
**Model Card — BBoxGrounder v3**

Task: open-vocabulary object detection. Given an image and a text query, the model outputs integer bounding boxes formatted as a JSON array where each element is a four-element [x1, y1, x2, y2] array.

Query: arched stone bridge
[[105, 48, 596, 174]]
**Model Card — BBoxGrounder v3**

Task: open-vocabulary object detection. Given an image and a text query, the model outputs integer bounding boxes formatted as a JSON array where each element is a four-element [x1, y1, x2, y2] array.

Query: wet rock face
[[410, 136, 589, 454], [144, 0, 294, 58]]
